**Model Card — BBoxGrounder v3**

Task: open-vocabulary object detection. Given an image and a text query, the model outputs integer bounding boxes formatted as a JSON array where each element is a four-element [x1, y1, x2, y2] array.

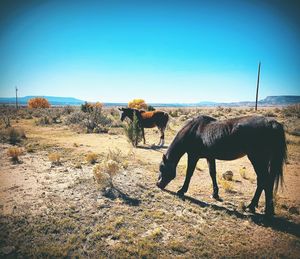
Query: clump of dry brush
[[7, 147, 24, 163], [0, 127, 26, 145], [93, 148, 132, 198]]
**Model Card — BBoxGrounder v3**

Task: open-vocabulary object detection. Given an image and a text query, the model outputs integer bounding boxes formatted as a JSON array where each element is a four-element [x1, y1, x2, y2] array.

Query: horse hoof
[[246, 205, 256, 214], [211, 194, 222, 201], [177, 190, 185, 198]]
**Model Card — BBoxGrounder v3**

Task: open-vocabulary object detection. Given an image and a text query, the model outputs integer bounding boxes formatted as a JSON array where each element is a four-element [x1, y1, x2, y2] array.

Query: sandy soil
[[0, 115, 300, 258]]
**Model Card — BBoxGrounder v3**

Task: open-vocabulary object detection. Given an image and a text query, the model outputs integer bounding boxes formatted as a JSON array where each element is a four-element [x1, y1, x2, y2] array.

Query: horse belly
[[205, 142, 246, 160], [215, 152, 246, 161], [142, 119, 156, 128], [143, 122, 156, 128]]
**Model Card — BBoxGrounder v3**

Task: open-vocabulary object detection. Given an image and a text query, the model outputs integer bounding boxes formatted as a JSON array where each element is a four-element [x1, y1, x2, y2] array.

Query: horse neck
[[166, 137, 186, 166]]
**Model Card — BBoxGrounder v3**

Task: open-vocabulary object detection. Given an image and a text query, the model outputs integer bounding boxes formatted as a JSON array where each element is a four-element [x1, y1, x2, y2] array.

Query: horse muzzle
[[156, 177, 169, 190]]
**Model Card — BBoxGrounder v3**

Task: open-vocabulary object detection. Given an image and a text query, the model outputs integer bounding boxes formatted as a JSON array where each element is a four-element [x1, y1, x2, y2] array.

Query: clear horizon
[[0, 0, 299, 103]]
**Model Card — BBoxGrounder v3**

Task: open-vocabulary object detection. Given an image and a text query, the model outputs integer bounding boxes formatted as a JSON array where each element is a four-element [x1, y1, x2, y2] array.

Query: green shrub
[[123, 112, 143, 147], [147, 105, 156, 111]]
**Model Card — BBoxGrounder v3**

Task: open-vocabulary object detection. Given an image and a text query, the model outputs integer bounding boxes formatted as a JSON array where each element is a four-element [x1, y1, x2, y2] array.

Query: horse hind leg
[[158, 127, 165, 147], [207, 159, 221, 200], [247, 155, 274, 216], [247, 175, 264, 213]]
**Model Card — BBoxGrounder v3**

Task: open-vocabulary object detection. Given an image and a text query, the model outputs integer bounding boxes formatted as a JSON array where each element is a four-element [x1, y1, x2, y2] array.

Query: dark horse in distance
[[119, 108, 169, 146], [157, 115, 287, 216]]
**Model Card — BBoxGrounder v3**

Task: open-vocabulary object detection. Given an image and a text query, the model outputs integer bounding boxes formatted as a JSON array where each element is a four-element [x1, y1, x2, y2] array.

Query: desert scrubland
[[0, 105, 299, 258]]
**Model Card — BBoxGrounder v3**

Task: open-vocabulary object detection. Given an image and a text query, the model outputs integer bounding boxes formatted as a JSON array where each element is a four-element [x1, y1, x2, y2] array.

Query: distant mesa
[[259, 96, 300, 105], [0, 95, 299, 107]]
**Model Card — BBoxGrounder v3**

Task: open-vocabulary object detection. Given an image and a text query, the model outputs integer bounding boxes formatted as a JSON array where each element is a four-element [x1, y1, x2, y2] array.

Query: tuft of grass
[[136, 238, 159, 258], [1, 127, 26, 144], [264, 111, 277, 117], [34, 116, 51, 126], [282, 104, 300, 118], [148, 227, 163, 240], [48, 152, 62, 165], [7, 147, 24, 163], [74, 162, 82, 169], [93, 165, 105, 184], [168, 240, 189, 253], [93, 159, 120, 187], [219, 177, 234, 193], [239, 167, 248, 179], [26, 143, 35, 153], [85, 152, 98, 164]]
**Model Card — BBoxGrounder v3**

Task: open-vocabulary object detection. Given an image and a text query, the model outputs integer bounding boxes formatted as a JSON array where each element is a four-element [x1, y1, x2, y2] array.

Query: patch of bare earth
[[0, 115, 300, 258]]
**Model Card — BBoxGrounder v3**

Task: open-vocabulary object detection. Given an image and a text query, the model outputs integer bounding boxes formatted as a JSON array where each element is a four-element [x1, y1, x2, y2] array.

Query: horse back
[[186, 115, 282, 159], [140, 111, 169, 128]]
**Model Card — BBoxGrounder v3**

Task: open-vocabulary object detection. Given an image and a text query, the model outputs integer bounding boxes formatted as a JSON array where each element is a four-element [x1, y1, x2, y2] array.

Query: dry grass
[[219, 177, 234, 193], [1, 106, 299, 258], [282, 104, 300, 118], [0, 127, 26, 145], [7, 147, 24, 163], [48, 152, 62, 165], [93, 156, 121, 188], [85, 152, 98, 164]]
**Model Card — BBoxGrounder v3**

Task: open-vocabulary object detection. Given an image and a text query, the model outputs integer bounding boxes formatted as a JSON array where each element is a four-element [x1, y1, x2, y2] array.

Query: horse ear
[[118, 107, 122, 111], [162, 154, 167, 164]]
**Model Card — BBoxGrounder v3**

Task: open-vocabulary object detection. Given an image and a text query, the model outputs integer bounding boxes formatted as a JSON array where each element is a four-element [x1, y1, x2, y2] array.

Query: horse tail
[[269, 121, 287, 193], [163, 112, 169, 128]]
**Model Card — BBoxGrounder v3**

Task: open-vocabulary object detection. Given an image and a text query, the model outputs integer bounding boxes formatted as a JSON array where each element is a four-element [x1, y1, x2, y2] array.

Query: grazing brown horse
[[157, 115, 287, 216], [119, 108, 169, 146]]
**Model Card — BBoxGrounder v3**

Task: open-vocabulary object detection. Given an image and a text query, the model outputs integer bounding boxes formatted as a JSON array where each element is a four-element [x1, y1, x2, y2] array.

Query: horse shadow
[[164, 189, 300, 238], [137, 144, 168, 151], [102, 186, 141, 206]]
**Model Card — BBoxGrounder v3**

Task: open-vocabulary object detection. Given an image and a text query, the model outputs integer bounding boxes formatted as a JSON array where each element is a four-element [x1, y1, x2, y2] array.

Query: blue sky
[[0, 0, 299, 103]]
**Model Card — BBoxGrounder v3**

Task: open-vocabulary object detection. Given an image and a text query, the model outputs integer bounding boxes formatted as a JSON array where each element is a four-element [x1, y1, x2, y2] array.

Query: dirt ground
[[0, 108, 300, 258]]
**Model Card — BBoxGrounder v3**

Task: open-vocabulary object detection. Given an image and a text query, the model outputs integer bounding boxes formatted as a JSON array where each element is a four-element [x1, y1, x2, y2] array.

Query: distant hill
[[194, 96, 300, 107], [0, 96, 85, 106], [0, 95, 299, 107]]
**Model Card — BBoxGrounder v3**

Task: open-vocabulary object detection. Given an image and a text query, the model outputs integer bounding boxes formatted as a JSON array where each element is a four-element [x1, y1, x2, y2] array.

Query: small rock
[[1, 246, 15, 255], [222, 171, 233, 181], [288, 206, 299, 215]]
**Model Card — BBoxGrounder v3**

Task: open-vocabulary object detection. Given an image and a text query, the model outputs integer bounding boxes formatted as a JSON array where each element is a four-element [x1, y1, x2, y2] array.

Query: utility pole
[[255, 61, 261, 111], [15, 86, 18, 110]]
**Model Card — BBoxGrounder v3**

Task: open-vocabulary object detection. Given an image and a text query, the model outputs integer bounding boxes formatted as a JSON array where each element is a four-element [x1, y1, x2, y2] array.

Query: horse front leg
[[141, 127, 146, 144], [207, 158, 220, 200], [177, 155, 198, 197]]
